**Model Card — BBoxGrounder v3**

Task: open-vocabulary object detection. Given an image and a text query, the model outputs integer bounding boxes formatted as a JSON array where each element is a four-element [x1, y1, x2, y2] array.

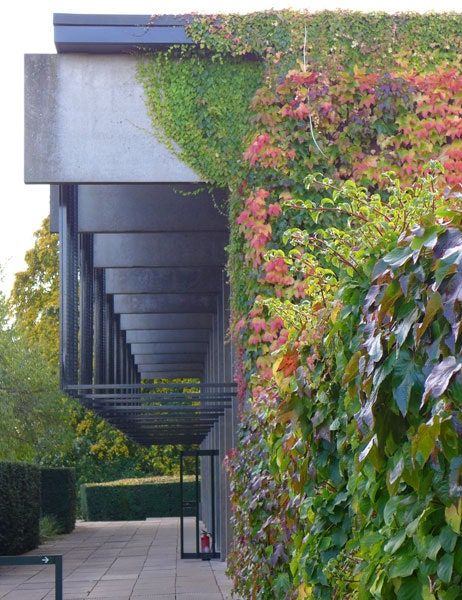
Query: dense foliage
[[0, 287, 73, 461], [140, 10, 462, 599], [0, 462, 41, 554], [80, 475, 196, 521], [40, 467, 76, 533]]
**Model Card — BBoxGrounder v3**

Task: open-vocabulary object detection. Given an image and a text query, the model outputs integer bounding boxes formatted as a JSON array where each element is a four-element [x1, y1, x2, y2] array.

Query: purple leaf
[[423, 357, 462, 404], [270, 543, 287, 567]]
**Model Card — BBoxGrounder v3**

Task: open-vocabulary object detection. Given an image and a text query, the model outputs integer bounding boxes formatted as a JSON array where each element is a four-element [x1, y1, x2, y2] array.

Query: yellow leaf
[[445, 499, 462, 534], [298, 583, 312, 599]]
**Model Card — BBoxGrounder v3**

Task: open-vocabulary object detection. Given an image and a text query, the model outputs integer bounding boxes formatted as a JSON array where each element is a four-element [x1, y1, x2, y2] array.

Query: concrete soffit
[[24, 53, 200, 184]]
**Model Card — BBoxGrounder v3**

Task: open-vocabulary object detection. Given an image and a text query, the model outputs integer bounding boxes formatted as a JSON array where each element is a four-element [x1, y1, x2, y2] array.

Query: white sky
[[0, 0, 460, 294]]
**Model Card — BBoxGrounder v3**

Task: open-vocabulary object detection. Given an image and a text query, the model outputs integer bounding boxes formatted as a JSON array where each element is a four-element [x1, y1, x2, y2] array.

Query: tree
[[0, 287, 74, 461], [8, 219, 181, 482], [10, 218, 59, 367]]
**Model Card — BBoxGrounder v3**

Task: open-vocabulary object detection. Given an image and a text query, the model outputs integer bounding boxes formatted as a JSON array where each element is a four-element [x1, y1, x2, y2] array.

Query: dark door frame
[[180, 449, 220, 560]]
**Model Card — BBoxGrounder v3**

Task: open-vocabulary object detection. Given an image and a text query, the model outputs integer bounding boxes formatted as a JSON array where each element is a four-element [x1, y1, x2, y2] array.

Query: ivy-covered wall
[[139, 11, 462, 599]]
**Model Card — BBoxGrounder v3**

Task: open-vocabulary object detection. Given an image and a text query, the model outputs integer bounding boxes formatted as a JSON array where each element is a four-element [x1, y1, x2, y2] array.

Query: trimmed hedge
[[0, 462, 41, 555], [40, 467, 76, 534], [81, 476, 196, 521]]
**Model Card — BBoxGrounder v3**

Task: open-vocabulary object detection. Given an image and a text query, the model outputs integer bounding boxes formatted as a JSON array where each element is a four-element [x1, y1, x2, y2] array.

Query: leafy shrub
[[345, 206, 462, 598], [39, 515, 61, 543], [228, 174, 462, 598], [0, 462, 40, 554], [40, 467, 76, 534], [80, 475, 196, 521]]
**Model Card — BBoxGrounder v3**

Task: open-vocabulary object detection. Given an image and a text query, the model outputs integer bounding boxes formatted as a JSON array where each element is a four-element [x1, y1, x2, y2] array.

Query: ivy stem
[[307, 237, 359, 273]]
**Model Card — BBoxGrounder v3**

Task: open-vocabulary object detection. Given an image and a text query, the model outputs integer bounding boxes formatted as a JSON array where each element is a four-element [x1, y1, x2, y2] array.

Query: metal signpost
[[0, 555, 63, 600]]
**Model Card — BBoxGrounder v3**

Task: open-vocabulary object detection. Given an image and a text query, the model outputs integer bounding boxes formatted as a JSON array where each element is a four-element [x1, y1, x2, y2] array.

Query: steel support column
[[105, 296, 115, 384], [93, 269, 105, 385], [79, 233, 93, 384], [59, 184, 79, 390]]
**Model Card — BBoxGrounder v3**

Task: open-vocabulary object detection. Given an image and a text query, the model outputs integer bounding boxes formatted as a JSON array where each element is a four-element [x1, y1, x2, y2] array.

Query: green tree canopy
[[6, 218, 184, 482], [0, 286, 73, 461], [10, 217, 59, 367]]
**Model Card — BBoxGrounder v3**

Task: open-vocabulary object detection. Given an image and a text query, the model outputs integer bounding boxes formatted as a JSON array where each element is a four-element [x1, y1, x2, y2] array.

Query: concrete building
[[24, 14, 237, 561]]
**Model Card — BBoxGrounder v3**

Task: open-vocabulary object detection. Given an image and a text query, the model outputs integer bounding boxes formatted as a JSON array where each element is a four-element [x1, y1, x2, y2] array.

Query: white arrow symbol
[[42, 557, 49, 564]]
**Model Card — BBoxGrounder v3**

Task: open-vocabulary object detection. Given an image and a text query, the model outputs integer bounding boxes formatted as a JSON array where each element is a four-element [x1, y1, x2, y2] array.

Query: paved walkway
[[0, 519, 235, 599]]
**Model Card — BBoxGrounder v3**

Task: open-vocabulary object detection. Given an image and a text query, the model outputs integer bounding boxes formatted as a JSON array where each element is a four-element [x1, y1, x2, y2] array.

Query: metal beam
[[100, 417, 217, 424], [140, 372, 203, 379], [106, 268, 223, 295], [131, 343, 208, 355], [96, 407, 225, 415], [54, 14, 194, 54], [133, 362, 204, 371], [125, 330, 210, 344], [134, 355, 205, 365], [66, 383, 236, 391], [113, 294, 218, 314], [78, 184, 227, 232], [93, 233, 227, 267], [120, 313, 213, 330]]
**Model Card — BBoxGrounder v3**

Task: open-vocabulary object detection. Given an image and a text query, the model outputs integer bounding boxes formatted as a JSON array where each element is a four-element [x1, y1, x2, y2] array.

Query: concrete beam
[[93, 233, 227, 268], [25, 54, 200, 183]]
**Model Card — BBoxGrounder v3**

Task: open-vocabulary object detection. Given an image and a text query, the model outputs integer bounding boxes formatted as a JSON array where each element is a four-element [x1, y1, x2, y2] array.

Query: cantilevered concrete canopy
[[25, 14, 238, 558]]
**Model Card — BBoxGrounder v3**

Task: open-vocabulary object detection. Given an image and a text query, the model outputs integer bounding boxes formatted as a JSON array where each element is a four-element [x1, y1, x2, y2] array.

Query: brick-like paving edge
[[0, 518, 237, 599]]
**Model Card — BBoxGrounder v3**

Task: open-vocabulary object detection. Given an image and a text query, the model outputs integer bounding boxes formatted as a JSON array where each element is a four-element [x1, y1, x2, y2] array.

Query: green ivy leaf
[[436, 552, 454, 584], [394, 308, 419, 348], [439, 526, 458, 553], [384, 530, 406, 554], [445, 500, 462, 534], [396, 577, 423, 600], [416, 291, 442, 343], [382, 246, 415, 270], [425, 536, 442, 561], [439, 587, 462, 600], [384, 496, 402, 526], [421, 583, 436, 600], [389, 554, 419, 578], [342, 350, 361, 385], [394, 372, 414, 417], [411, 417, 440, 466]]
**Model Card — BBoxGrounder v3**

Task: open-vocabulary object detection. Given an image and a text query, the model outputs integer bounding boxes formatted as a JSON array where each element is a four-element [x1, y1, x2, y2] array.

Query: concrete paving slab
[[0, 519, 237, 599]]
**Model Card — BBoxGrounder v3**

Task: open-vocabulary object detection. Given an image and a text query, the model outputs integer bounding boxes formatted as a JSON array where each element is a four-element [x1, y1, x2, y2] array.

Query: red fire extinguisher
[[201, 530, 211, 560]]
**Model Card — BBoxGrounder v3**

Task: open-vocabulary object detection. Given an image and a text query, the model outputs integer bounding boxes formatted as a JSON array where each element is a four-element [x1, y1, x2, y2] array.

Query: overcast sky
[[0, 0, 459, 294]]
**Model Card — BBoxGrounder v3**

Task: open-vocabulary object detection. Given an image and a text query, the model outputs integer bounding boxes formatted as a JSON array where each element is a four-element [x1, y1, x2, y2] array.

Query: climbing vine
[[139, 11, 462, 599]]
